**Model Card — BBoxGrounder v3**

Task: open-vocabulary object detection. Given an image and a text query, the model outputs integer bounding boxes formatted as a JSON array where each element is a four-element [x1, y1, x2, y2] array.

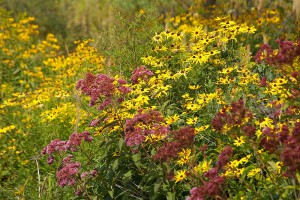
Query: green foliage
[[96, 7, 164, 77]]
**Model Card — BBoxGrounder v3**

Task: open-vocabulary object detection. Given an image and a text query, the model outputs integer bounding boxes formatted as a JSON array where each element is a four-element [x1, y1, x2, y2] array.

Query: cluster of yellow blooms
[[0, 9, 106, 173]]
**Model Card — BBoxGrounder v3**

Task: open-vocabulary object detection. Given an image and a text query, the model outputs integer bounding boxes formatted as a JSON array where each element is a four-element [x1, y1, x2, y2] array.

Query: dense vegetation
[[1, 0, 300, 199]]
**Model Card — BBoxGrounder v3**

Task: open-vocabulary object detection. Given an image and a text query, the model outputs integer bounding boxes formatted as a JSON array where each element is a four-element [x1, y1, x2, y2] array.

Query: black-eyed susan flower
[[177, 148, 191, 165], [233, 136, 245, 147], [152, 32, 163, 43], [174, 170, 187, 183], [188, 84, 201, 90], [166, 114, 180, 125], [186, 116, 198, 125]]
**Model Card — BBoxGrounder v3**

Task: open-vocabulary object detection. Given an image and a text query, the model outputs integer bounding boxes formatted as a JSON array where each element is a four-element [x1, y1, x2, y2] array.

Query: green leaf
[[13, 68, 20, 75], [154, 178, 163, 193], [267, 161, 277, 173], [123, 170, 132, 182], [296, 172, 300, 184], [132, 152, 142, 168], [124, 170, 132, 178], [132, 152, 141, 163], [112, 159, 119, 171], [108, 190, 114, 198], [118, 138, 124, 150], [166, 192, 175, 200]]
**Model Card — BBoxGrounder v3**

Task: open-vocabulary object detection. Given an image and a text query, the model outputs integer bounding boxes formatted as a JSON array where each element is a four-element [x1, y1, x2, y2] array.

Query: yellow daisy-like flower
[[178, 148, 191, 158], [145, 134, 166, 142], [191, 26, 204, 40], [152, 32, 163, 43], [194, 160, 212, 174], [188, 85, 201, 90], [185, 101, 201, 111], [166, 114, 180, 125], [174, 170, 187, 183], [182, 93, 193, 100], [276, 161, 283, 174], [195, 125, 209, 134], [186, 117, 198, 125], [233, 136, 245, 147], [247, 168, 261, 178], [177, 148, 191, 165], [260, 117, 274, 129], [239, 155, 251, 164]]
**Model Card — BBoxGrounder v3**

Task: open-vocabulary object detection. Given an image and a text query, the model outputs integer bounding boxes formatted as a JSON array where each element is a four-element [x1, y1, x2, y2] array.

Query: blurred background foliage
[[1, 0, 297, 52], [0, 0, 193, 51]]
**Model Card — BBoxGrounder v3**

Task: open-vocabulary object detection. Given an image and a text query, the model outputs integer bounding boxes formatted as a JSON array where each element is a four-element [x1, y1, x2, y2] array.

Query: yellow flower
[[135, 95, 150, 105], [186, 117, 198, 125], [236, 168, 245, 177], [174, 170, 187, 183], [166, 114, 180, 125], [247, 168, 261, 178], [219, 20, 236, 28], [194, 160, 212, 174], [8, 146, 16, 150], [215, 15, 230, 21], [0, 125, 16, 133], [182, 93, 193, 101], [219, 66, 236, 74], [233, 136, 245, 147], [191, 26, 204, 40], [188, 85, 201, 90], [257, 149, 264, 154], [177, 148, 191, 165], [228, 160, 240, 168], [276, 162, 283, 174], [195, 125, 209, 134], [217, 76, 231, 85], [152, 45, 167, 52], [255, 129, 262, 138], [21, 160, 29, 165], [246, 26, 256, 34], [145, 134, 166, 142], [239, 155, 251, 164], [187, 53, 210, 65], [152, 33, 163, 43], [260, 117, 274, 129]]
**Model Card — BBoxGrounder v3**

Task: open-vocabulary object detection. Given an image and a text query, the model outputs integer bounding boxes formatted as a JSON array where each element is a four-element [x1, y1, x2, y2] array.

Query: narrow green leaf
[[118, 138, 124, 150], [154, 178, 163, 193], [124, 170, 132, 178], [112, 159, 118, 171]]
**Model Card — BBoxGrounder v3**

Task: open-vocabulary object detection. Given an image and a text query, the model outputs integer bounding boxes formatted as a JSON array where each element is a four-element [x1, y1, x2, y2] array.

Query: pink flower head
[[76, 73, 115, 107], [130, 65, 154, 84], [56, 161, 81, 187]]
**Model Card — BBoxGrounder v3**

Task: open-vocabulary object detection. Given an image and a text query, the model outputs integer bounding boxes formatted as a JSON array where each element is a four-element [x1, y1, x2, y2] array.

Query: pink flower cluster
[[216, 146, 233, 170], [125, 109, 169, 147], [211, 99, 253, 131], [41, 131, 93, 164], [153, 126, 195, 162], [76, 73, 131, 109], [281, 122, 300, 177], [259, 121, 300, 178], [187, 146, 233, 200], [187, 175, 226, 200], [56, 157, 81, 187], [130, 65, 154, 84], [76, 73, 115, 107], [254, 38, 300, 66]]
